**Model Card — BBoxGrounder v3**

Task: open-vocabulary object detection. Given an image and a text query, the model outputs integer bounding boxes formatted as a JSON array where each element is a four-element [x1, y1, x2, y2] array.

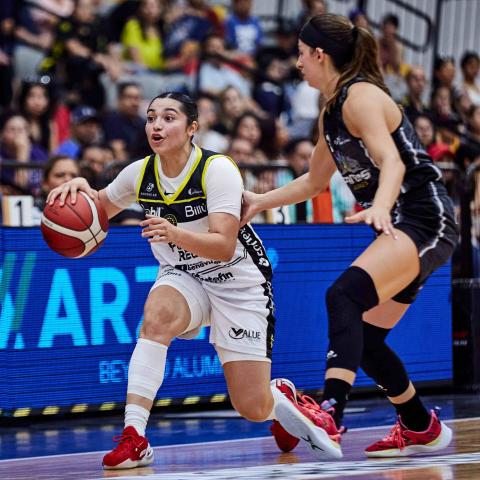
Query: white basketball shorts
[[150, 266, 274, 364]]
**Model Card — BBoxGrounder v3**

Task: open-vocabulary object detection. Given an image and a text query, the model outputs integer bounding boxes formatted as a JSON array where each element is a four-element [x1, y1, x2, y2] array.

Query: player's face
[[296, 40, 321, 89], [146, 98, 197, 154]]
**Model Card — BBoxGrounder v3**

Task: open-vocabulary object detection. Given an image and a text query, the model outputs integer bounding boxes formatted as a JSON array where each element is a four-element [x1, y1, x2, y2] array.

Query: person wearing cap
[[55, 105, 102, 159], [241, 12, 457, 460]]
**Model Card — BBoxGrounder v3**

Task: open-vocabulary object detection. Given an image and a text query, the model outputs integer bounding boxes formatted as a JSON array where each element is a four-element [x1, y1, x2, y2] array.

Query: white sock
[[127, 338, 168, 400], [125, 404, 150, 436]]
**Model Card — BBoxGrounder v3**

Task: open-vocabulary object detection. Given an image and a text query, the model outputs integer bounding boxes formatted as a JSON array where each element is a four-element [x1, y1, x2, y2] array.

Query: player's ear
[[188, 121, 199, 138]]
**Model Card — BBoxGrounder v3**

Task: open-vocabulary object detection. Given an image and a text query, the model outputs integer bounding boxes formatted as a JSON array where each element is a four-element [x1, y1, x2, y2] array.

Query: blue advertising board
[[0, 225, 452, 416]]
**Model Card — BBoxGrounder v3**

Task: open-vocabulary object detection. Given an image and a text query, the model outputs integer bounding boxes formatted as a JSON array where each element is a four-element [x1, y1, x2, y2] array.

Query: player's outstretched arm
[[241, 118, 337, 226], [46, 178, 123, 220]]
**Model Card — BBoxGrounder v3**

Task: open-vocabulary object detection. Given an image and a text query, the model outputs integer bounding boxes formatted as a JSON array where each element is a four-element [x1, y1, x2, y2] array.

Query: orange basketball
[[41, 192, 109, 258]]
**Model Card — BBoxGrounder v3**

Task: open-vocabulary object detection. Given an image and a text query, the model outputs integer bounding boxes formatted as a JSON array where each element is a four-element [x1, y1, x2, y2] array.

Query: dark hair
[[381, 13, 399, 28], [117, 81, 141, 97], [148, 92, 199, 125], [42, 155, 77, 182], [284, 137, 312, 157], [461, 51, 480, 70], [302, 13, 388, 110], [232, 111, 262, 140], [434, 55, 455, 72], [17, 80, 53, 151]]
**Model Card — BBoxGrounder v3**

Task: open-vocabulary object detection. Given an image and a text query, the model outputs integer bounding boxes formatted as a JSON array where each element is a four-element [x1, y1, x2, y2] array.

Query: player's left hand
[[345, 205, 398, 239], [141, 215, 177, 243]]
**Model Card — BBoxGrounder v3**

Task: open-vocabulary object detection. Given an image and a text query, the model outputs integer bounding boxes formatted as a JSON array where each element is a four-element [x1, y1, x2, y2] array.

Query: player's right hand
[[47, 177, 97, 206], [240, 190, 263, 227]]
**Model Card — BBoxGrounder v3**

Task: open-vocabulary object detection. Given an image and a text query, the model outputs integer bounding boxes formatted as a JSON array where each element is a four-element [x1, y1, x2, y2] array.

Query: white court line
[[0, 415, 478, 464]]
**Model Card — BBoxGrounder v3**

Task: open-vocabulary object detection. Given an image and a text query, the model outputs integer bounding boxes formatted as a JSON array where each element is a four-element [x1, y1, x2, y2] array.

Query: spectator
[[121, 0, 167, 72], [348, 8, 369, 30], [32, 154, 79, 224], [52, 0, 120, 109], [13, 0, 57, 80], [195, 94, 229, 152], [231, 111, 268, 163], [402, 65, 430, 122], [433, 56, 459, 108], [457, 105, 480, 171], [162, 0, 218, 68], [253, 55, 290, 119], [414, 114, 436, 150], [102, 82, 145, 157], [430, 86, 462, 145], [288, 79, 320, 139], [78, 143, 111, 188], [428, 143, 462, 213], [0, 111, 48, 196], [377, 13, 407, 101], [55, 105, 101, 159], [17, 77, 56, 152], [225, 0, 263, 58], [460, 51, 480, 106], [296, 0, 327, 31], [217, 85, 259, 134], [198, 33, 251, 97], [276, 138, 315, 222]]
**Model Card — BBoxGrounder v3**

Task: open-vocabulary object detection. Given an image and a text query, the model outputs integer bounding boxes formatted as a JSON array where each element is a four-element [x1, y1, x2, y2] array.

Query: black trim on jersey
[[262, 281, 275, 359], [237, 224, 273, 282]]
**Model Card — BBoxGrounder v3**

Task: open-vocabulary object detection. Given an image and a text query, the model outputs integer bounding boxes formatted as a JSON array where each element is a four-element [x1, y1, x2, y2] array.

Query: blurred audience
[[195, 93, 229, 152], [0, 0, 478, 232], [460, 51, 480, 106], [102, 81, 145, 157], [0, 111, 48, 196], [56, 105, 101, 159], [225, 0, 263, 58], [402, 65, 430, 122]]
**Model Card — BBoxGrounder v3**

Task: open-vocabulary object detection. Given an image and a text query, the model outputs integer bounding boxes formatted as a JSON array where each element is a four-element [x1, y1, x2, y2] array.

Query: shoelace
[[112, 433, 142, 452], [297, 395, 344, 442], [382, 421, 406, 450]]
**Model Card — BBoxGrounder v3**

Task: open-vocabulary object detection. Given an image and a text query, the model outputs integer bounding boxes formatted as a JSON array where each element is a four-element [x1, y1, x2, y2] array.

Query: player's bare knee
[[231, 393, 272, 422], [141, 301, 184, 342]]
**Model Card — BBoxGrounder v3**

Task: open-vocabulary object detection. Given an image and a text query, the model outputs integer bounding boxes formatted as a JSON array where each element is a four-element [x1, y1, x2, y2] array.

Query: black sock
[[322, 378, 351, 428], [394, 393, 431, 431]]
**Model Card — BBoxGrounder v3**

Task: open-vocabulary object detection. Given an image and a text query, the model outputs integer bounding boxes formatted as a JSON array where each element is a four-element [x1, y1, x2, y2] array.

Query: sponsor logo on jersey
[[228, 328, 261, 340], [164, 214, 177, 226], [143, 205, 163, 217], [187, 187, 204, 196], [326, 350, 338, 360], [146, 182, 155, 192], [185, 204, 207, 218]]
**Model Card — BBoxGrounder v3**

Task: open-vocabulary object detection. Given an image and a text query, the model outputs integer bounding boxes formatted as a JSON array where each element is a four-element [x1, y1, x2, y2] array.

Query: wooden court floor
[[1, 417, 479, 480]]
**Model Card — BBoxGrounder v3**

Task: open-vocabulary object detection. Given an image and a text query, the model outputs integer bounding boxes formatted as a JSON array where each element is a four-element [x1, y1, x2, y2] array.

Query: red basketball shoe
[[103, 426, 154, 469], [271, 379, 343, 460], [365, 410, 452, 457], [269, 379, 300, 452]]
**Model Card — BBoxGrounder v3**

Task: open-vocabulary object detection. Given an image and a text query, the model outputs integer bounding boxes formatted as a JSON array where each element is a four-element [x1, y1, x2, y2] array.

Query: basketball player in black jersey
[[242, 13, 458, 459]]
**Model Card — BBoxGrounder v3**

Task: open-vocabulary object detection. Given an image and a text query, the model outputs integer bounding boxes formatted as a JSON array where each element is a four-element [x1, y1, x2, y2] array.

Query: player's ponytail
[[299, 13, 389, 110]]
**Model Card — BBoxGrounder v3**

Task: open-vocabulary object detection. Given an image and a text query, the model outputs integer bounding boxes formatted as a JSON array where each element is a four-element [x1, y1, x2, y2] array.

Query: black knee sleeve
[[361, 322, 410, 397], [325, 267, 379, 372]]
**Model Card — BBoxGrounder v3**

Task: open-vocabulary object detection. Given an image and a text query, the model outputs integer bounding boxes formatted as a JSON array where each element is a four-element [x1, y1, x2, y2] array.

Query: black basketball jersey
[[323, 77, 444, 209]]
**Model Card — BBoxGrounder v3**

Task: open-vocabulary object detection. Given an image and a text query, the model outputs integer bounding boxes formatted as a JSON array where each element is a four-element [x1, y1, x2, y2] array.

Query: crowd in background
[[0, 0, 479, 229]]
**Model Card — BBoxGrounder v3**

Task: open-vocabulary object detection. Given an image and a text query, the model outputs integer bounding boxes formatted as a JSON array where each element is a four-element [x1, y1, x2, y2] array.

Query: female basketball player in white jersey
[[241, 13, 457, 460], [47, 92, 301, 469]]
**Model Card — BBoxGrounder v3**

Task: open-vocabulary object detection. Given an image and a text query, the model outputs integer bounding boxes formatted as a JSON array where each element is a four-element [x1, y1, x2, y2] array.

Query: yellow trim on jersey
[[154, 144, 203, 205], [201, 154, 239, 194], [135, 155, 151, 201]]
